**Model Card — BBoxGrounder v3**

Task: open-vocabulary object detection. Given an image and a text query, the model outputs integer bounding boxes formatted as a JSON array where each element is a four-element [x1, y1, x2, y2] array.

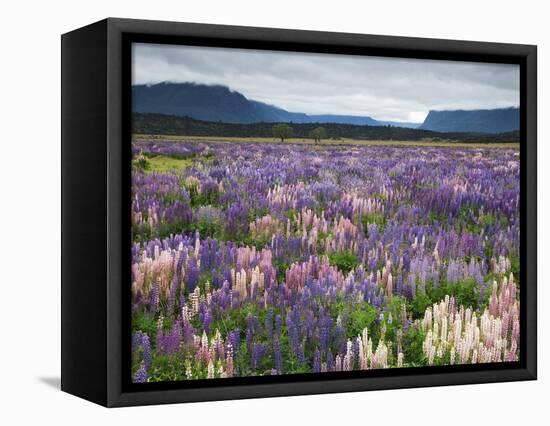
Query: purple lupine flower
[[167, 274, 179, 316], [296, 344, 305, 364], [142, 334, 151, 370], [229, 329, 241, 356], [326, 350, 334, 372], [201, 309, 212, 333], [265, 310, 273, 340], [133, 362, 148, 383], [182, 319, 195, 346], [251, 343, 267, 370], [313, 349, 321, 373], [396, 274, 404, 296], [275, 314, 282, 336], [157, 321, 180, 355], [246, 326, 253, 350], [186, 259, 199, 292], [273, 337, 283, 374], [149, 282, 159, 313], [319, 315, 332, 353], [132, 332, 143, 352], [335, 323, 346, 355]]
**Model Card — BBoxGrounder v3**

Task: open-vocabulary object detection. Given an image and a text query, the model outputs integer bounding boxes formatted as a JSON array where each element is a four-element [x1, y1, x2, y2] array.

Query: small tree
[[309, 126, 327, 144], [272, 123, 293, 142]]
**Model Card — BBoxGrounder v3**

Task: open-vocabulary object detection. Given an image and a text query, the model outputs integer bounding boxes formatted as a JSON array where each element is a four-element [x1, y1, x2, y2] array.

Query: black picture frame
[[61, 17, 537, 407]]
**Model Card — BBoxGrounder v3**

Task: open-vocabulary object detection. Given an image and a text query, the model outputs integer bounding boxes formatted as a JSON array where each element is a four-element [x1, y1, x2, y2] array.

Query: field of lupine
[[131, 139, 520, 383]]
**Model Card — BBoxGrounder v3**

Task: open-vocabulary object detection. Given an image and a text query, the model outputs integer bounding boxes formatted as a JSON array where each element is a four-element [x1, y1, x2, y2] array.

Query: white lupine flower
[[207, 361, 215, 379], [418, 273, 518, 367]]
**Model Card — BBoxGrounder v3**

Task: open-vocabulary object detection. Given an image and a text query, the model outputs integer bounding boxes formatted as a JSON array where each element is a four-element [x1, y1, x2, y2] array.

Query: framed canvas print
[[61, 18, 537, 407]]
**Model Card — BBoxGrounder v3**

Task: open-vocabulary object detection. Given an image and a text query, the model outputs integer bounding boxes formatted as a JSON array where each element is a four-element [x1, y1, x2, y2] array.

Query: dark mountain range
[[132, 113, 519, 143], [133, 83, 518, 134], [419, 107, 519, 134], [133, 82, 397, 127]]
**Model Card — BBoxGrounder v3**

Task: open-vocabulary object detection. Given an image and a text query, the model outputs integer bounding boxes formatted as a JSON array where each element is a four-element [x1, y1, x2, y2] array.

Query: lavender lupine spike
[[149, 282, 159, 313], [313, 349, 321, 373], [133, 361, 148, 383], [273, 337, 283, 374]]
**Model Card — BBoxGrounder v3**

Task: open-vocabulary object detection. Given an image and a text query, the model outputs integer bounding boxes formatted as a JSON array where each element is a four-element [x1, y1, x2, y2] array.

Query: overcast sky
[[132, 43, 519, 123]]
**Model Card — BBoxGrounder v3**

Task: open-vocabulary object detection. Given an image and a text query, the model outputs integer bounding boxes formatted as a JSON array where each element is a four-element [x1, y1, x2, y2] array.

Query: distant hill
[[306, 114, 379, 126], [133, 83, 518, 133], [133, 82, 382, 126], [133, 113, 519, 143], [419, 107, 519, 134]]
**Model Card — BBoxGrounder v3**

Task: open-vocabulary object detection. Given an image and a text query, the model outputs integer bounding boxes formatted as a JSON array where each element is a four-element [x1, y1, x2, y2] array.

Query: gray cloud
[[132, 43, 520, 122]]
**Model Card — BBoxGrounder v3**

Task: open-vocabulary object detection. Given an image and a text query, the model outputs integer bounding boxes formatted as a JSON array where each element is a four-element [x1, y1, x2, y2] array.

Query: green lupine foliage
[[328, 251, 359, 274]]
